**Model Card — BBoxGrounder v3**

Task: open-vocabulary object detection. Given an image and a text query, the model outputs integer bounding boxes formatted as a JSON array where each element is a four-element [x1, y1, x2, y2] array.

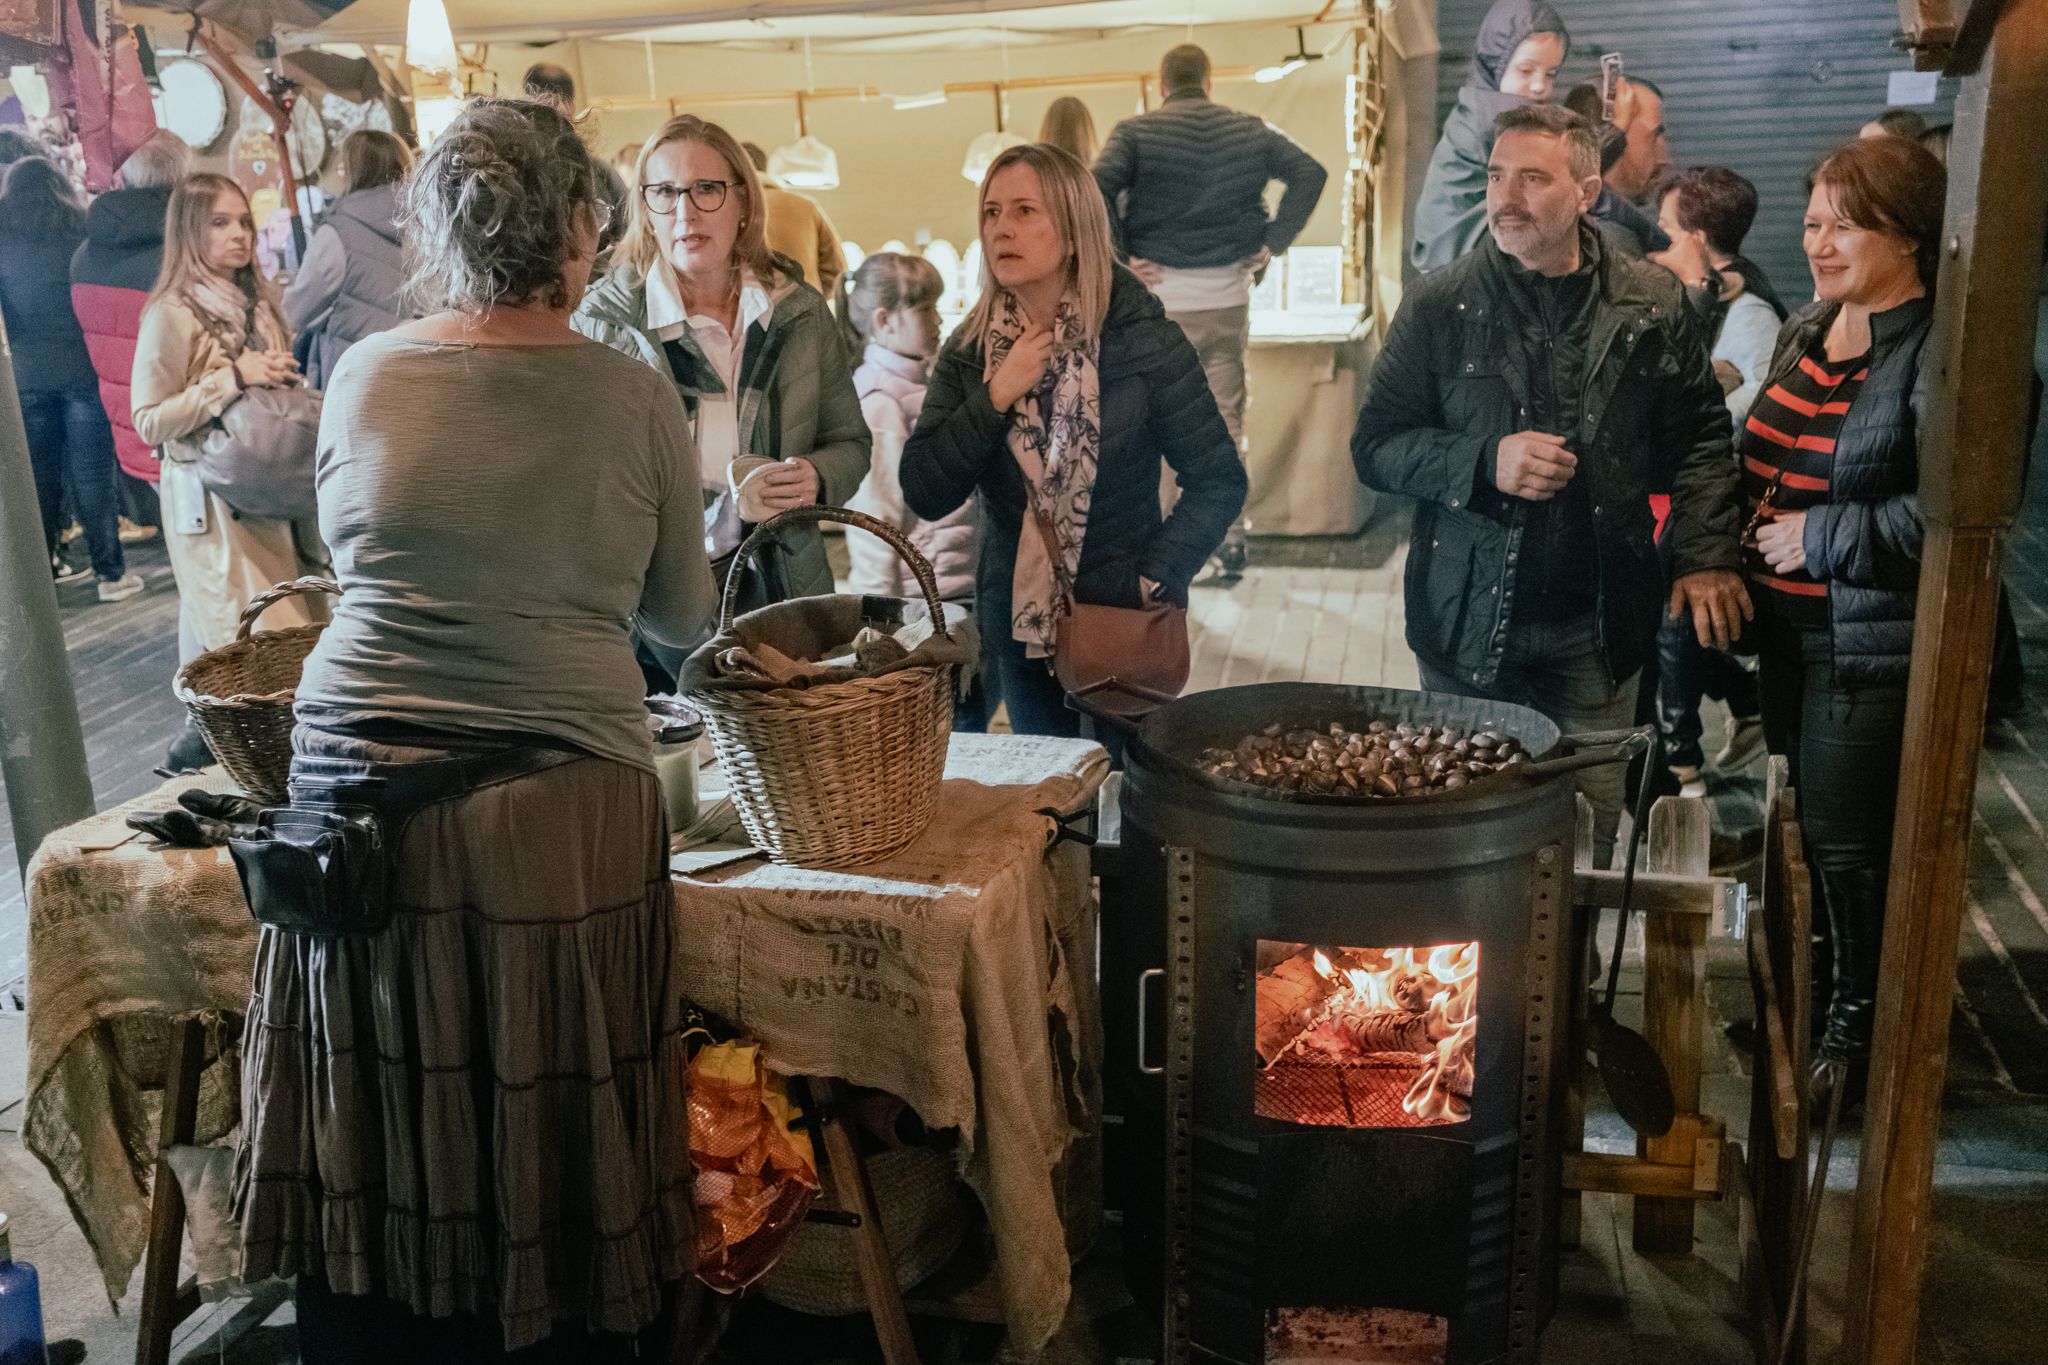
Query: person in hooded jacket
[[71, 130, 189, 530], [575, 113, 869, 684], [283, 130, 414, 389], [901, 143, 1246, 742], [1411, 0, 1569, 274], [0, 156, 142, 601]]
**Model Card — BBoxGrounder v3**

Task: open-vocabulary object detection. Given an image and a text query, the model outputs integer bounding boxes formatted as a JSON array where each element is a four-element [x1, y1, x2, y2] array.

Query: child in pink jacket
[[839, 252, 992, 727]]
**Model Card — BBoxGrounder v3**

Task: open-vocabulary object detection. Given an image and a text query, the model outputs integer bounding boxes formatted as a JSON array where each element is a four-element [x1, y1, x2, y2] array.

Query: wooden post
[[1844, 2, 2048, 1360], [135, 1017, 206, 1365], [1633, 796, 1710, 1253]]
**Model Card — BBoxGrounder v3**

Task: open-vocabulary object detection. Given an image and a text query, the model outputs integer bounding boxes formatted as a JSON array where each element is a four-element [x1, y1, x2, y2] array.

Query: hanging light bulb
[[960, 81, 1025, 184], [405, 0, 459, 81], [770, 44, 841, 192], [1255, 28, 1323, 84], [414, 94, 465, 147], [960, 130, 1027, 184]]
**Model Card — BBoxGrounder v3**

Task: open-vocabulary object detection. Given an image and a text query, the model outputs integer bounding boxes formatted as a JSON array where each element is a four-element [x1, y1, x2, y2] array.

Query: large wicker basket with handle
[[172, 577, 339, 803], [685, 506, 958, 868]]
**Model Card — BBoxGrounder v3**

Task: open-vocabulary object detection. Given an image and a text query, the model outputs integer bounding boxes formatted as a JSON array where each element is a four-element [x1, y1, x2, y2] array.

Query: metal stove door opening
[[1254, 940, 1480, 1129]]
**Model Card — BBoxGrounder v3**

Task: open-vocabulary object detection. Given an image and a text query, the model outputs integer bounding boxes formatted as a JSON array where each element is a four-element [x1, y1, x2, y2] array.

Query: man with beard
[[1352, 103, 1746, 857]]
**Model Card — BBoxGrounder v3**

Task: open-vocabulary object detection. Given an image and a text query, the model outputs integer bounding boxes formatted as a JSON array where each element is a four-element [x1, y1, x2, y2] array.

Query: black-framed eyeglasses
[[640, 179, 739, 216]]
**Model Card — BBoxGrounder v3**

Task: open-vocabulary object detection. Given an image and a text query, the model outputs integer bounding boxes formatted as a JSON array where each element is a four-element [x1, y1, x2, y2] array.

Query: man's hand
[[1248, 246, 1272, 275], [1493, 432, 1578, 501], [1668, 569, 1753, 651], [1127, 257, 1165, 287]]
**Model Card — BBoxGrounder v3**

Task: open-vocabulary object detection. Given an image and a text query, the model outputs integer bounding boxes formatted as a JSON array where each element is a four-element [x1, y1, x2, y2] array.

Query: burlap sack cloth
[[672, 733, 1108, 1357], [25, 736, 1107, 1357], [23, 770, 254, 1305]]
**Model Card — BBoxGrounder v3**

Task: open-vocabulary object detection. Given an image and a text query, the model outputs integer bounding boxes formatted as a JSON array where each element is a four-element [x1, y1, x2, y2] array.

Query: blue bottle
[[0, 1212, 48, 1365]]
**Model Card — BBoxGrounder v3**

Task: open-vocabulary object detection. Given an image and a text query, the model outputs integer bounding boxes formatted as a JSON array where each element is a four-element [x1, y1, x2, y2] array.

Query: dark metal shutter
[[1429, 0, 1958, 306]]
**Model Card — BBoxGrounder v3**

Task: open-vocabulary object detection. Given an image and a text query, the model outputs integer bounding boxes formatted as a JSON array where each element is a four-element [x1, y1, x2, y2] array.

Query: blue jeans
[[22, 384, 125, 580], [1418, 614, 1641, 862]]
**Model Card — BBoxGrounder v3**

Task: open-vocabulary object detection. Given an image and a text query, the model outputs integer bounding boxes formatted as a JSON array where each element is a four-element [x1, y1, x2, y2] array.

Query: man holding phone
[[1351, 104, 1746, 858]]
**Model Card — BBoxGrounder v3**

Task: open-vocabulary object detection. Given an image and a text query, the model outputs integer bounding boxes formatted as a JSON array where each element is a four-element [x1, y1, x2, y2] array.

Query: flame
[[1301, 942, 1481, 1125]]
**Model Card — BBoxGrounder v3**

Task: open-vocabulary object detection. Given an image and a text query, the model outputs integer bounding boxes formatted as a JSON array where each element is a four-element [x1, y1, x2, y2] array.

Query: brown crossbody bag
[[1016, 449, 1191, 708]]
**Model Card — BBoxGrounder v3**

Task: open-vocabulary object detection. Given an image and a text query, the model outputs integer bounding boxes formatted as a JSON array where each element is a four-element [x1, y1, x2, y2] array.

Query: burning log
[[1256, 952, 1343, 1066], [1337, 1007, 1433, 1055]]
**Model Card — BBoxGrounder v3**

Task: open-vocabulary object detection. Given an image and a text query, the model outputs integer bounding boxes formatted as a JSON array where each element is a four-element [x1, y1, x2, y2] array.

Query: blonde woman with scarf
[[133, 172, 329, 669], [901, 142, 1245, 742]]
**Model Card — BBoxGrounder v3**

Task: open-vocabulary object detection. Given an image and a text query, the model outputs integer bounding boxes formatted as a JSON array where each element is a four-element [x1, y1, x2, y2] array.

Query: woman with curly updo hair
[[233, 98, 715, 1360]]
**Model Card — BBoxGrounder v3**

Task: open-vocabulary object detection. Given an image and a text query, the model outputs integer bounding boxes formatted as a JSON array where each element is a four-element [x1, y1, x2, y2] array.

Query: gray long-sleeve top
[[295, 332, 718, 769]]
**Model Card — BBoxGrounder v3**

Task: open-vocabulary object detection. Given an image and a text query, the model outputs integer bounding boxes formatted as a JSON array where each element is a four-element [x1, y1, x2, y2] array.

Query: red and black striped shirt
[[1739, 342, 1871, 623]]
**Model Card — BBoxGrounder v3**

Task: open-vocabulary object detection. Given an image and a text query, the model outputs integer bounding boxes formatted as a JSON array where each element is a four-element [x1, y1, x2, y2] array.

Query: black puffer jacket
[[901, 268, 1247, 629], [1353, 223, 1742, 688], [1767, 297, 1932, 684], [1092, 91, 1328, 269], [0, 224, 94, 393]]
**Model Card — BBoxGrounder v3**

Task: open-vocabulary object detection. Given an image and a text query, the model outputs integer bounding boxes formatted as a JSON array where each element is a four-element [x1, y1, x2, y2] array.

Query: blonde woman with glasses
[[900, 143, 1245, 740], [576, 113, 869, 666]]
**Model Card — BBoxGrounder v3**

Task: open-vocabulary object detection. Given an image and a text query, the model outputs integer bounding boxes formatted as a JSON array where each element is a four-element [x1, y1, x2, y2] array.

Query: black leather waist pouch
[[229, 745, 577, 936]]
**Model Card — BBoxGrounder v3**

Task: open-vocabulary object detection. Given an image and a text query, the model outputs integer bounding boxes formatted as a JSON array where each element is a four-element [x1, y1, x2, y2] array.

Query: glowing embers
[[1254, 941, 1480, 1128], [1266, 1306, 1449, 1363]]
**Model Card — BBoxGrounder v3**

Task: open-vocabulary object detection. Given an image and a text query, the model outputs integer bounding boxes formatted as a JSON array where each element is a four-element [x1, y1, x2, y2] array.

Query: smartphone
[[1600, 53, 1624, 124]]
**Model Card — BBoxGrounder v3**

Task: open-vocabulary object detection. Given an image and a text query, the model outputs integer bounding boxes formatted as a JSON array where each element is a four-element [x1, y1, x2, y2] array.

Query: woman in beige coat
[[133, 172, 328, 675]]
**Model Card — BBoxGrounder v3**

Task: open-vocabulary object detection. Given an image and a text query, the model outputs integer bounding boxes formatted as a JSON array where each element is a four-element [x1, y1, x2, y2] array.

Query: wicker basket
[[172, 577, 339, 803], [755, 1145, 973, 1316], [687, 507, 957, 868]]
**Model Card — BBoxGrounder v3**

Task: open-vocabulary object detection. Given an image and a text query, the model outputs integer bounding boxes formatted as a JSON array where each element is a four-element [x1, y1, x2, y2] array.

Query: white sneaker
[[1714, 716, 1766, 770], [96, 572, 145, 603], [1670, 764, 1707, 799]]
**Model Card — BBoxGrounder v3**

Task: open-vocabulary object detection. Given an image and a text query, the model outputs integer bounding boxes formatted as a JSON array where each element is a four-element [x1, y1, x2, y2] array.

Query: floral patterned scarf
[[984, 290, 1101, 659]]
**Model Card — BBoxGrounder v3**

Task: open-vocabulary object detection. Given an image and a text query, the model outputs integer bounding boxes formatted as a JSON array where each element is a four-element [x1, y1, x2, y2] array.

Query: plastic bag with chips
[[689, 1041, 821, 1291]]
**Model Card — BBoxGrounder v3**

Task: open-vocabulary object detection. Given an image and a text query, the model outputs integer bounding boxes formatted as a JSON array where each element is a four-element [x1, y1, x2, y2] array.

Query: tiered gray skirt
[[234, 728, 694, 1350]]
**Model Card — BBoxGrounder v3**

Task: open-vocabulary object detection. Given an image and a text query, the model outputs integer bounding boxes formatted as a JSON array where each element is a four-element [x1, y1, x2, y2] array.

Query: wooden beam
[[1897, 0, 1960, 70], [1571, 866, 1737, 919], [1844, 3, 2048, 1361], [1634, 796, 1711, 1252]]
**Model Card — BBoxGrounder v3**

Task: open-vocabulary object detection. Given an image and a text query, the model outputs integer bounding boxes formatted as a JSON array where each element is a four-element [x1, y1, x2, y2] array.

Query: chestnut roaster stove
[[1100, 682, 1585, 1365]]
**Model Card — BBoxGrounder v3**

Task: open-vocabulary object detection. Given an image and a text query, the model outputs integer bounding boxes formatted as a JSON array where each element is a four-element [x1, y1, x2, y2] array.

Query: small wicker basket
[[687, 507, 957, 868], [171, 577, 339, 803]]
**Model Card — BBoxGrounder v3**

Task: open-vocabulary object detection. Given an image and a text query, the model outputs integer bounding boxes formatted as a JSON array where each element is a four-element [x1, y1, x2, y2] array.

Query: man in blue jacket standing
[[1095, 44, 1328, 576]]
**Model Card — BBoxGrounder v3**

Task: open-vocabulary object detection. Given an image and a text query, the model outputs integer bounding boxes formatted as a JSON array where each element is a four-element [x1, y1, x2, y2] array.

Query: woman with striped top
[[1742, 134, 1945, 1095]]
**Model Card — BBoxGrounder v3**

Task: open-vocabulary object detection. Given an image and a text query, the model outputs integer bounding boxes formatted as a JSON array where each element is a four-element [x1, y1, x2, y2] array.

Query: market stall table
[[22, 733, 1107, 1363]]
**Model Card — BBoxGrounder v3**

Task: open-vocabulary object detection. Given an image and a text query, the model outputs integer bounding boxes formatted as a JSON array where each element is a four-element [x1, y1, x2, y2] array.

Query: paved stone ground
[[3, 464, 2046, 1362]]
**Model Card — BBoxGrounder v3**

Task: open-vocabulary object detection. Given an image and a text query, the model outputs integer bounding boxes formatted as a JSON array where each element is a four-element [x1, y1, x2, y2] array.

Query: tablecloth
[[672, 733, 1108, 1354], [24, 734, 1108, 1356]]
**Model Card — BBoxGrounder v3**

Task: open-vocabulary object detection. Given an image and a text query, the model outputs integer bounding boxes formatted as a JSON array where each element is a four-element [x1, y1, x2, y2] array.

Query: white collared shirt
[[647, 262, 774, 559]]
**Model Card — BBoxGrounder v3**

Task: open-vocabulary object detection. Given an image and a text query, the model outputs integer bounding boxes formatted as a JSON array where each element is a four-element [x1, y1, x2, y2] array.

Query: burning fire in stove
[[1255, 941, 1480, 1128]]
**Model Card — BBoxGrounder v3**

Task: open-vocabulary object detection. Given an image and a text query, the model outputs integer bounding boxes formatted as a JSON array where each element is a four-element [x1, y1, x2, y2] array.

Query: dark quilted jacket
[[1352, 223, 1742, 689], [0, 225, 95, 394], [900, 267, 1247, 628], [69, 185, 170, 482], [1767, 297, 1933, 684], [1092, 91, 1328, 269]]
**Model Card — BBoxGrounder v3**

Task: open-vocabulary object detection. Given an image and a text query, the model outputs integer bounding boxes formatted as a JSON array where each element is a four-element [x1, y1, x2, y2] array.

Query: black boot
[[1815, 865, 1885, 1065], [162, 720, 214, 773]]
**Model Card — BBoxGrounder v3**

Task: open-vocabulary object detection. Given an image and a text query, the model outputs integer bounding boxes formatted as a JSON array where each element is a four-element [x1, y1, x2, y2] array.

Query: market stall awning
[[288, 0, 1333, 50]]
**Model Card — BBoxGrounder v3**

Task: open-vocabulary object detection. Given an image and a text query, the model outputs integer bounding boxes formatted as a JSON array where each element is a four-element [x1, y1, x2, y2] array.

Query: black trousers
[[1653, 608, 1760, 770], [1756, 609, 1910, 1057]]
